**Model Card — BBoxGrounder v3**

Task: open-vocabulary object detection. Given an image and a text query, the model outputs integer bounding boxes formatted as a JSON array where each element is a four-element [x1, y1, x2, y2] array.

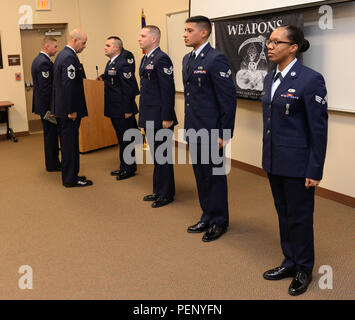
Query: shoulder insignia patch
[[220, 69, 232, 78], [67, 65, 76, 80], [163, 66, 173, 75]]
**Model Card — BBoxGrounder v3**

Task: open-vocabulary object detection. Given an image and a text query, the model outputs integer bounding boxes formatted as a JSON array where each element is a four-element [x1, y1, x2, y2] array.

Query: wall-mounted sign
[[36, 0, 51, 11], [8, 55, 21, 66]]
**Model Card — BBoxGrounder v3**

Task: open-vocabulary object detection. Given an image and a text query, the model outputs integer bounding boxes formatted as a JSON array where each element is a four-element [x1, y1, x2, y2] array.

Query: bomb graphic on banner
[[236, 35, 268, 91]]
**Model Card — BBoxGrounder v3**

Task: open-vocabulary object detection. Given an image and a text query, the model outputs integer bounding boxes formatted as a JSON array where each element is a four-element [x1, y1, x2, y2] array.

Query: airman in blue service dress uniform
[[138, 25, 177, 208], [52, 29, 93, 188], [99, 36, 139, 181], [262, 25, 328, 296], [31, 37, 61, 172], [183, 16, 237, 242]]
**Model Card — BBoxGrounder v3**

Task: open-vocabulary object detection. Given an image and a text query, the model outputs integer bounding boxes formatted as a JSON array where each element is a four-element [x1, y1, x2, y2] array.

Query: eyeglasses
[[266, 39, 294, 47]]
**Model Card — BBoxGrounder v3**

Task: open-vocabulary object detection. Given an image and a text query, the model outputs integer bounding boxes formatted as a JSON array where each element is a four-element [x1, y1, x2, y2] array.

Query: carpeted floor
[[0, 133, 353, 300]]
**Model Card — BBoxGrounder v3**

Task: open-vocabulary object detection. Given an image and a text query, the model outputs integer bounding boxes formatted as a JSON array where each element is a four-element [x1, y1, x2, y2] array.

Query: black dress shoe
[[143, 193, 159, 201], [288, 272, 312, 296], [152, 197, 174, 208], [187, 221, 210, 233], [263, 266, 297, 280], [63, 179, 93, 188], [78, 176, 87, 181], [202, 224, 227, 242], [110, 169, 123, 176], [116, 170, 135, 180]]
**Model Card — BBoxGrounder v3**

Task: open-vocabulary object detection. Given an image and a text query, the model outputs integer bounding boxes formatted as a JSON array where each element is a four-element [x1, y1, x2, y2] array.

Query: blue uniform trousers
[[190, 143, 229, 227], [268, 173, 315, 274], [146, 128, 175, 199], [110, 116, 138, 174], [40, 115, 61, 171], [57, 118, 81, 185]]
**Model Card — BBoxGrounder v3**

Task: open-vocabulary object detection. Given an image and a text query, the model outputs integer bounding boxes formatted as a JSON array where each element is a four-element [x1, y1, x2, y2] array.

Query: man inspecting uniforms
[[31, 36, 61, 172], [183, 16, 237, 242], [138, 25, 178, 208], [98, 36, 139, 180], [52, 29, 93, 188]]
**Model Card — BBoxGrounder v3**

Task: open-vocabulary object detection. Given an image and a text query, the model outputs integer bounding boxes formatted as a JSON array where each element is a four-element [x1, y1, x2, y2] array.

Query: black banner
[[215, 13, 303, 100]]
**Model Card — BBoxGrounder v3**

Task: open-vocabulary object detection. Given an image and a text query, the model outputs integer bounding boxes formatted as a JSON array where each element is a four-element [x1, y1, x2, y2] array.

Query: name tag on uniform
[[108, 70, 117, 76]]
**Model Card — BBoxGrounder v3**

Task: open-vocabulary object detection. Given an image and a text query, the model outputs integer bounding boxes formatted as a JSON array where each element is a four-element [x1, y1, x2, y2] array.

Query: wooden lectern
[[79, 79, 118, 153]]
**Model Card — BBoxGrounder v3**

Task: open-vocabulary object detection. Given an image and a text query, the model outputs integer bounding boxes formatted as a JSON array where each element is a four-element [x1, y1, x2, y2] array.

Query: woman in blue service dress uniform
[[261, 25, 328, 296]]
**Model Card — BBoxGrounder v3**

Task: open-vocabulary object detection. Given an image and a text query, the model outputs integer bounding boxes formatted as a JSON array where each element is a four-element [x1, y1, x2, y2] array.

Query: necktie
[[141, 55, 147, 68], [187, 52, 195, 73], [271, 71, 283, 100], [106, 60, 112, 72], [274, 72, 283, 82]]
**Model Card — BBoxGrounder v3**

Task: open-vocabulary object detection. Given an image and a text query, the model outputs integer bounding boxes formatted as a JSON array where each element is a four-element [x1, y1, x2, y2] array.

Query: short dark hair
[[186, 15, 212, 37], [107, 36, 123, 50], [281, 25, 310, 53]]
